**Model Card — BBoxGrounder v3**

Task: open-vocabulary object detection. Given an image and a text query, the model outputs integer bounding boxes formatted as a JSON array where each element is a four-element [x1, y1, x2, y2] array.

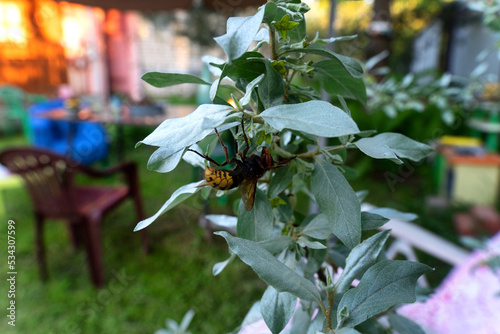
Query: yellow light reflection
[[62, 17, 84, 57], [0, 2, 27, 44]]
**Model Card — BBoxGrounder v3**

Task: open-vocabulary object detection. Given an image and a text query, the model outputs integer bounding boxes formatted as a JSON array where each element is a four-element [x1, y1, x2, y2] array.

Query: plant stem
[[269, 25, 278, 60], [295, 144, 346, 159], [325, 289, 336, 332]]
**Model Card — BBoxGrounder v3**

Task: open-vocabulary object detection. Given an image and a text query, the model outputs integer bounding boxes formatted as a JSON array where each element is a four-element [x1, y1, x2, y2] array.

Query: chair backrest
[[0, 147, 80, 219]]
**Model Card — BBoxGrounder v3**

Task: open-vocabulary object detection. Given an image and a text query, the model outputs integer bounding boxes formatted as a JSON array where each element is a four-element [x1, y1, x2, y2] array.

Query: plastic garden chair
[[0, 147, 149, 287]]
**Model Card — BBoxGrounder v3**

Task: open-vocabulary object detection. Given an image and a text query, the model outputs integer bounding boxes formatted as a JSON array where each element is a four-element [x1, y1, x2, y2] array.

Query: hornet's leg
[[187, 128, 237, 167], [240, 118, 250, 156], [214, 128, 232, 167], [270, 156, 297, 169], [187, 149, 222, 166]]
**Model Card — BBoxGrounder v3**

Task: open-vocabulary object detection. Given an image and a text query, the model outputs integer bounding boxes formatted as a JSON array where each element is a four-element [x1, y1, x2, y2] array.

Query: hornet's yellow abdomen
[[204, 166, 235, 190]]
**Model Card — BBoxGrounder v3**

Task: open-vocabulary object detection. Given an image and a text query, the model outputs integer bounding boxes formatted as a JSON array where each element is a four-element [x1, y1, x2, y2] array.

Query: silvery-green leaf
[[361, 212, 389, 230], [182, 144, 205, 168], [258, 236, 295, 255], [353, 133, 433, 165], [314, 60, 367, 103], [261, 286, 297, 334], [239, 302, 263, 331], [141, 72, 210, 88], [367, 207, 418, 222], [288, 302, 312, 334], [202, 55, 225, 77], [282, 44, 363, 78], [237, 189, 273, 242], [258, 60, 286, 109], [240, 74, 264, 106], [307, 312, 325, 334], [297, 236, 327, 249], [134, 181, 203, 231], [214, 8, 266, 60], [139, 104, 234, 150], [337, 329, 361, 334], [388, 314, 426, 334], [356, 190, 369, 203], [179, 309, 195, 331], [268, 165, 294, 198], [311, 160, 361, 249], [147, 147, 184, 173], [304, 248, 327, 279], [254, 27, 270, 43], [216, 232, 321, 301], [300, 214, 332, 240], [206, 214, 238, 230], [334, 230, 391, 294], [213, 253, 236, 276], [261, 101, 359, 138], [337, 260, 432, 328]]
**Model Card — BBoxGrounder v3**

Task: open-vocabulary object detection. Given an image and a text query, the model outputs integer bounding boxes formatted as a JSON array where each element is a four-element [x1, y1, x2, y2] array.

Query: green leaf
[[237, 188, 273, 242], [335, 230, 391, 294], [275, 6, 307, 42], [337, 329, 361, 334], [260, 286, 297, 334], [281, 44, 363, 78], [353, 133, 433, 165], [268, 165, 294, 198], [304, 248, 327, 278], [214, 7, 266, 60], [367, 207, 418, 222], [258, 60, 286, 109], [300, 214, 332, 240], [240, 74, 264, 106], [314, 60, 367, 103], [141, 72, 210, 88], [216, 232, 321, 301], [147, 147, 184, 173], [337, 260, 432, 328], [387, 314, 426, 334], [261, 101, 360, 138], [360, 212, 389, 230], [213, 253, 236, 276], [297, 236, 327, 250], [134, 181, 203, 231], [274, 194, 293, 223], [258, 236, 295, 255], [219, 52, 266, 82], [138, 104, 234, 150], [206, 214, 237, 230], [311, 160, 361, 249]]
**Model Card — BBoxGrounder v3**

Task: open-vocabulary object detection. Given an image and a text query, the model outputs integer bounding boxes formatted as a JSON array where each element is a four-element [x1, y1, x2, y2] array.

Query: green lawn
[[0, 132, 266, 334]]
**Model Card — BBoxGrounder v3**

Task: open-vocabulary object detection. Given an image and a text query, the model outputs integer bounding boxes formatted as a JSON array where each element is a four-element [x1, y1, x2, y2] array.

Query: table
[[32, 105, 196, 161]]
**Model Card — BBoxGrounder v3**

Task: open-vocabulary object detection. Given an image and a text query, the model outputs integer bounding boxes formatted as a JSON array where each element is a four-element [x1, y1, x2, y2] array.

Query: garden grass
[[0, 134, 265, 334]]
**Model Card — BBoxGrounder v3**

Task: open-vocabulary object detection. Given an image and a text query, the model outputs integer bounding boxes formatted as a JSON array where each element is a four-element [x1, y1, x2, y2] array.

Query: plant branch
[[296, 144, 346, 159], [269, 25, 278, 60], [325, 289, 336, 332]]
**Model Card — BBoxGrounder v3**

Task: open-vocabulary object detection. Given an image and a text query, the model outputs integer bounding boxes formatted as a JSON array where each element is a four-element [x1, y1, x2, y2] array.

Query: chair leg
[[82, 217, 104, 288], [130, 180, 149, 254], [34, 213, 48, 281], [66, 220, 83, 250]]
